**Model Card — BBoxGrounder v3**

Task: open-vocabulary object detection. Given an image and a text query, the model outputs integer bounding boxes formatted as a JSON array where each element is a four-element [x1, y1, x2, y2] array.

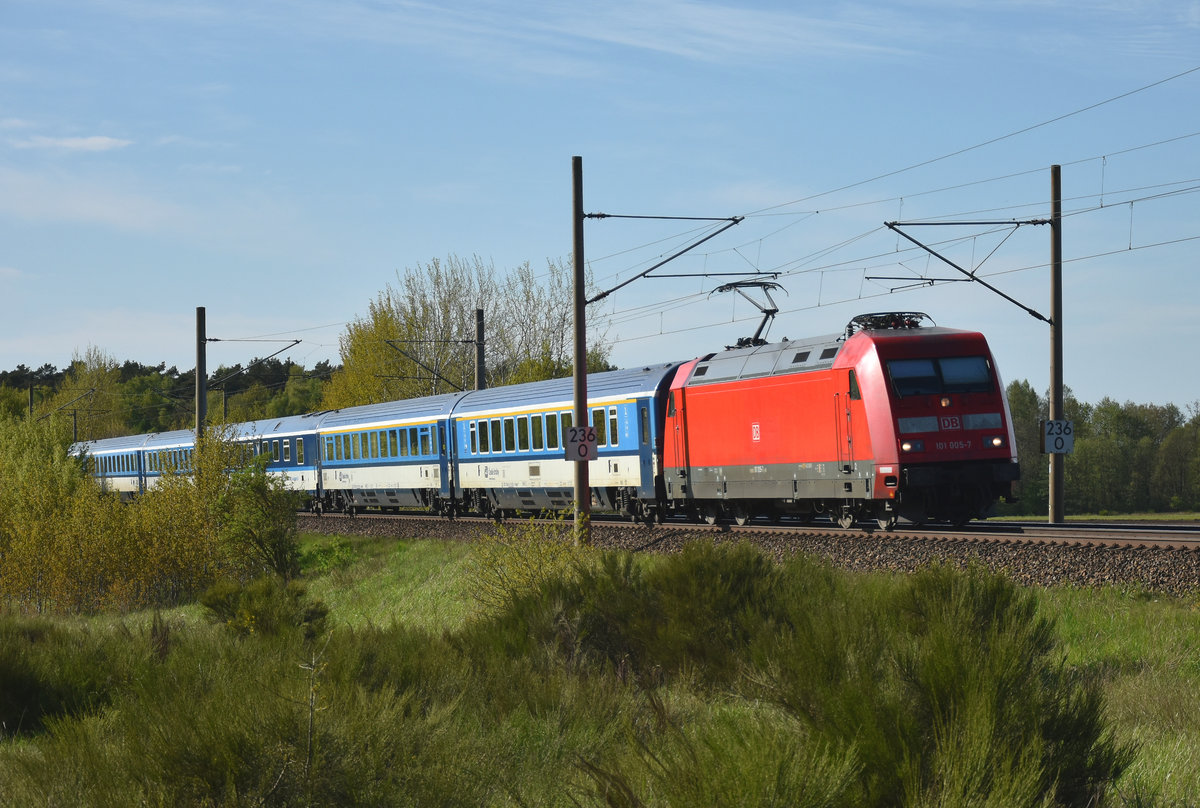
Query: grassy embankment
[[1, 527, 1198, 807]]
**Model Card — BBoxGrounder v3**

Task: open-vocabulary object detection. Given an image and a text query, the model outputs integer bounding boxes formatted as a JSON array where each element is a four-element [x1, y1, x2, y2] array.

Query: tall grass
[[1, 531, 1187, 806]]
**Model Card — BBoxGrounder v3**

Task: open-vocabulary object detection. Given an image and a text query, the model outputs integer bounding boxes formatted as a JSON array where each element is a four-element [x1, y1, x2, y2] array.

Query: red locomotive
[[660, 312, 1019, 529]]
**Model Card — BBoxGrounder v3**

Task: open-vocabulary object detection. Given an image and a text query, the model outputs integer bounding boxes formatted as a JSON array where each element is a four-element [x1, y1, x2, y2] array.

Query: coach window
[[531, 415, 544, 451], [517, 416, 529, 452], [370, 431, 379, 459], [561, 411, 573, 445], [591, 408, 607, 447], [283, 440, 292, 463], [420, 427, 431, 456], [544, 413, 558, 450], [475, 420, 488, 453], [340, 434, 350, 461], [609, 407, 619, 446], [504, 417, 516, 453], [297, 439, 304, 464], [640, 406, 650, 445], [389, 430, 399, 457], [489, 419, 502, 453]]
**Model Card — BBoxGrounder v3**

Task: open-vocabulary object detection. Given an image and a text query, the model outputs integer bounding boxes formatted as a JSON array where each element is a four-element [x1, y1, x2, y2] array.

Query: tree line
[[1004, 380, 1200, 515], [1, 255, 611, 440]]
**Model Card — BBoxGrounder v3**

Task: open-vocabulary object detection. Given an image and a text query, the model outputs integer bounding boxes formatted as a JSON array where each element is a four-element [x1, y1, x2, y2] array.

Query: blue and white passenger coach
[[449, 363, 681, 520], [315, 392, 467, 514], [230, 414, 322, 495]]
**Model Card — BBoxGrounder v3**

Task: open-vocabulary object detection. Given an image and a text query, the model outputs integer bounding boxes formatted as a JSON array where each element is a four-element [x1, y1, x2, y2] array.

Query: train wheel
[[732, 505, 750, 527], [837, 511, 856, 530], [876, 514, 898, 531], [703, 505, 720, 525]]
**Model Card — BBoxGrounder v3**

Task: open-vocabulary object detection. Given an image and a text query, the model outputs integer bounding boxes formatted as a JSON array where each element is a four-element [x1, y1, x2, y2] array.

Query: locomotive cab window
[[887, 356, 992, 397], [939, 356, 992, 393]]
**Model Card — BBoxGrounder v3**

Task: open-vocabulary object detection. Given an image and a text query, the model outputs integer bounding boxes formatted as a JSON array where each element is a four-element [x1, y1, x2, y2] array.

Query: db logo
[[751, 423, 761, 442]]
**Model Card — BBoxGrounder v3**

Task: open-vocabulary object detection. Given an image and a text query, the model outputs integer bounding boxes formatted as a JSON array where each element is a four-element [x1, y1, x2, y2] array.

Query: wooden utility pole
[[571, 156, 591, 543], [1049, 165, 1064, 523], [474, 308, 486, 390], [196, 306, 207, 439]]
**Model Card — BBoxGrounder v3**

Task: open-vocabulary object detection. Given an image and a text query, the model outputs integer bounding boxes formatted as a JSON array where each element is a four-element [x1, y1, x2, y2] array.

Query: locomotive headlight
[[940, 396, 951, 408], [990, 436, 1005, 448], [901, 439, 924, 453]]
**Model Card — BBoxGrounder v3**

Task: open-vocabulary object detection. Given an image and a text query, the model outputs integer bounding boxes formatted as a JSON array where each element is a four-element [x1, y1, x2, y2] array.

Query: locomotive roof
[[454, 362, 682, 417], [685, 313, 980, 386], [686, 332, 846, 386]]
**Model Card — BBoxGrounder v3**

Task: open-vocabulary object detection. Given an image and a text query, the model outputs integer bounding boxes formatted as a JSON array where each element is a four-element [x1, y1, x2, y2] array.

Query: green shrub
[[0, 614, 151, 738], [579, 704, 862, 808], [465, 541, 790, 688], [216, 455, 302, 579], [200, 575, 328, 640], [300, 537, 356, 573], [757, 562, 1134, 807], [465, 516, 589, 616]]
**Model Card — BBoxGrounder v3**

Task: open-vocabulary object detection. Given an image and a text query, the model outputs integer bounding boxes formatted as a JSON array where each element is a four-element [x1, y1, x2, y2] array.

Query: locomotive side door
[[834, 370, 857, 475], [667, 388, 691, 499]]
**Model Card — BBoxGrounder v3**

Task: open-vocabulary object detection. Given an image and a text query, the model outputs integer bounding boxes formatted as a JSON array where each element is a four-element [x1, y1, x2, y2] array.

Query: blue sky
[[2, 0, 1198, 408]]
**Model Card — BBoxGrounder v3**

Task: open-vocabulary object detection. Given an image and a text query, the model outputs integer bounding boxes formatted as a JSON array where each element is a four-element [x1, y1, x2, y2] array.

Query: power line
[[743, 65, 1200, 217]]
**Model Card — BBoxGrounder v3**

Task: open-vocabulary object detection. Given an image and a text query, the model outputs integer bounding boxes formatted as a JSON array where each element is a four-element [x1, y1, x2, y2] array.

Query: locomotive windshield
[[887, 356, 992, 397]]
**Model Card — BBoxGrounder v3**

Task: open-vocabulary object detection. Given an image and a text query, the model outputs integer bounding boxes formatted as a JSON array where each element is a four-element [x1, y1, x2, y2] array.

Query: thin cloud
[[0, 167, 183, 231], [11, 135, 133, 152]]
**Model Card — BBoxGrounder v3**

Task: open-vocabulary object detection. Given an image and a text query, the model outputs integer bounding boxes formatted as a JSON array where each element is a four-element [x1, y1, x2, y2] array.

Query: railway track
[[298, 512, 1200, 597]]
